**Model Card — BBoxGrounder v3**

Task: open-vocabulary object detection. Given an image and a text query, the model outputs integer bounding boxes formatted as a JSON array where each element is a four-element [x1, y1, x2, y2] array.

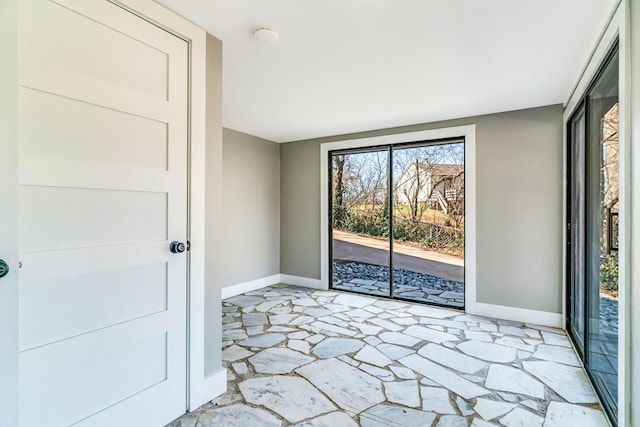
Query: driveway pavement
[[332, 230, 464, 282]]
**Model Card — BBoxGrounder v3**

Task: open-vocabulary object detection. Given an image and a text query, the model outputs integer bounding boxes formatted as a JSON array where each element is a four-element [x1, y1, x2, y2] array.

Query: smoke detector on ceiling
[[252, 26, 279, 43]]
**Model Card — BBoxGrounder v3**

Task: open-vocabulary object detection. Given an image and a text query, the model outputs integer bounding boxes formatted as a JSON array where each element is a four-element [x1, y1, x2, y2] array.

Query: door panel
[[567, 45, 619, 425], [18, 0, 188, 425]]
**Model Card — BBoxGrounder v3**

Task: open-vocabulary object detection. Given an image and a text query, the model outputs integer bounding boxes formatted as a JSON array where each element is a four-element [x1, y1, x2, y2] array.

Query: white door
[[18, 0, 189, 425]]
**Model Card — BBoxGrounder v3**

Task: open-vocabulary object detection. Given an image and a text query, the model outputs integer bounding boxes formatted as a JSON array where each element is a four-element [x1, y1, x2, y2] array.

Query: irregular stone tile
[[484, 364, 544, 399], [498, 325, 526, 337], [266, 326, 296, 333], [418, 343, 487, 374], [404, 325, 459, 344], [457, 341, 517, 363], [531, 344, 580, 367], [437, 415, 468, 427], [346, 308, 375, 318], [232, 362, 248, 375], [222, 321, 243, 330], [312, 338, 364, 358], [269, 314, 299, 325], [269, 305, 292, 314], [376, 343, 415, 360], [407, 305, 457, 319], [222, 329, 248, 341], [293, 411, 359, 427], [324, 303, 351, 313], [364, 336, 383, 346], [374, 300, 410, 310], [306, 334, 325, 344], [293, 298, 319, 307], [242, 313, 268, 326], [290, 315, 314, 326], [473, 398, 517, 421], [333, 293, 374, 308], [497, 392, 518, 403], [351, 322, 383, 335], [360, 404, 436, 427], [522, 361, 598, 403], [222, 345, 254, 362], [224, 295, 265, 308], [456, 397, 474, 416], [499, 407, 543, 427], [355, 345, 392, 367], [312, 290, 339, 297], [238, 333, 286, 348], [379, 331, 421, 347], [249, 347, 314, 374], [420, 318, 468, 330], [196, 404, 281, 427], [368, 318, 404, 332], [517, 350, 532, 360], [359, 363, 395, 381], [304, 307, 333, 317], [289, 331, 310, 340], [494, 337, 536, 352], [464, 330, 493, 342], [246, 326, 264, 336], [363, 305, 385, 314], [520, 399, 540, 412], [297, 359, 385, 413], [390, 366, 416, 380], [461, 373, 486, 384], [391, 317, 417, 326], [385, 380, 420, 408], [338, 355, 359, 366], [239, 376, 335, 423], [543, 402, 608, 427], [221, 305, 238, 312], [471, 419, 498, 427], [479, 323, 498, 332], [541, 331, 571, 347], [399, 354, 490, 399], [311, 321, 357, 336], [420, 386, 456, 414], [255, 300, 284, 312], [288, 339, 311, 354]]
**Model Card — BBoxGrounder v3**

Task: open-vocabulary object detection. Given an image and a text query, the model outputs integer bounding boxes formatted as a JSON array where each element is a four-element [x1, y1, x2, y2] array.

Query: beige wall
[[222, 128, 280, 287], [280, 104, 564, 314]]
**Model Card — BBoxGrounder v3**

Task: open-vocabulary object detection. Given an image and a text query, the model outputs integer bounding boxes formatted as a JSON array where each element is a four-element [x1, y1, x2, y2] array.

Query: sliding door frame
[[565, 39, 621, 425], [320, 125, 477, 312]]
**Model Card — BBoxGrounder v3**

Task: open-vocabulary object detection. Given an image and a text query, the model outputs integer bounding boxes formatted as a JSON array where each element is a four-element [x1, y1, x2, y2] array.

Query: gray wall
[[280, 105, 564, 314], [222, 128, 280, 287]]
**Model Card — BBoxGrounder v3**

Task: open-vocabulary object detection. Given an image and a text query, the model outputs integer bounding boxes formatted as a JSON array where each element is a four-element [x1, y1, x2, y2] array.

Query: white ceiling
[[157, 0, 617, 143]]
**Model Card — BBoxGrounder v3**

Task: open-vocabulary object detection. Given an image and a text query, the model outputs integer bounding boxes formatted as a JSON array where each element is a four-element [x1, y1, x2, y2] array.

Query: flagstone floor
[[168, 284, 609, 427]]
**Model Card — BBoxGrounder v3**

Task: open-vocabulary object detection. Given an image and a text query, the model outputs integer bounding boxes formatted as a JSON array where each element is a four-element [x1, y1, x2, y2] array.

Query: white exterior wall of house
[[395, 163, 433, 206]]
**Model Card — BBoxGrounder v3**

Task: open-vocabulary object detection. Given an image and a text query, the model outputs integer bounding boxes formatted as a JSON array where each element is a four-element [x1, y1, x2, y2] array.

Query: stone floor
[[168, 285, 609, 427]]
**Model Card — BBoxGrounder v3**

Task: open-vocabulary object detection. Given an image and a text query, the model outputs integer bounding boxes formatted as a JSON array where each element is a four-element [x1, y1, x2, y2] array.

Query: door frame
[[562, 3, 628, 425], [327, 138, 466, 308], [0, 1, 225, 423], [320, 125, 477, 313]]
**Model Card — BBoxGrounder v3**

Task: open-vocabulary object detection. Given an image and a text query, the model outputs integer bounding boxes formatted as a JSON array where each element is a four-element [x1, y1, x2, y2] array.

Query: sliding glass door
[[567, 43, 619, 424], [329, 139, 465, 308]]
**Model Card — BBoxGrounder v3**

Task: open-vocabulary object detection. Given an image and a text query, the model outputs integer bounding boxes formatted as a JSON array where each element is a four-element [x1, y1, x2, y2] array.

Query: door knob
[[0, 259, 9, 278], [170, 241, 186, 254]]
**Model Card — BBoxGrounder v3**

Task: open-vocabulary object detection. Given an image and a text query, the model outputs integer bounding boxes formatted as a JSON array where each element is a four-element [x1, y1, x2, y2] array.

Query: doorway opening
[[329, 138, 465, 309]]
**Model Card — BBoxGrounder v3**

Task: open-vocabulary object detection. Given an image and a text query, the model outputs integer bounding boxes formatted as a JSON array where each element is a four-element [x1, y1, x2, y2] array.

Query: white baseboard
[[278, 274, 326, 290], [467, 301, 563, 328], [188, 367, 227, 412], [221, 274, 281, 299]]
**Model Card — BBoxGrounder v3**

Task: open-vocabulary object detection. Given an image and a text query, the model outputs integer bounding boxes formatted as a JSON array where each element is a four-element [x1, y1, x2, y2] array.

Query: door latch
[[0, 259, 9, 278]]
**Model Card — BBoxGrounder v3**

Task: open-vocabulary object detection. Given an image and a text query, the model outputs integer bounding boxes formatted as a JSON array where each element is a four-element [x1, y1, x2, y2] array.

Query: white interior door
[[18, 0, 189, 425]]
